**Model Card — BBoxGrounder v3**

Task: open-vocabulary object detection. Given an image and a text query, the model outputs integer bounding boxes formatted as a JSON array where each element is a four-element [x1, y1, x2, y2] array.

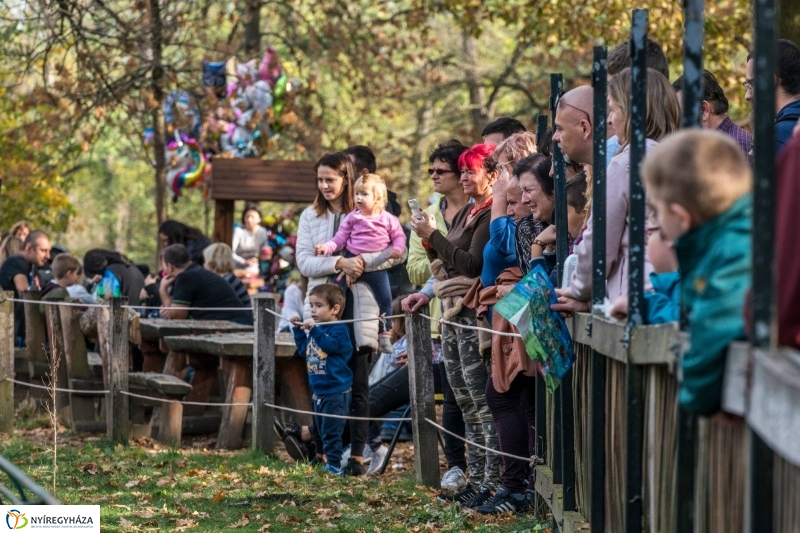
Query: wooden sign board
[[210, 158, 317, 244]]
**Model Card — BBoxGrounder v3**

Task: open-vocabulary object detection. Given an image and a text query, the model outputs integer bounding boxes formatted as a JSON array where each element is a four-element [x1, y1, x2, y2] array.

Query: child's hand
[[302, 319, 316, 330], [290, 316, 302, 327], [610, 295, 629, 320], [314, 245, 326, 256], [389, 249, 402, 260]]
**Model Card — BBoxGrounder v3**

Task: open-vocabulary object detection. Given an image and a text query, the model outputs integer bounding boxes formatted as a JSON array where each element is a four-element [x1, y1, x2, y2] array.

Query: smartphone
[[407, 199, 423, 219]]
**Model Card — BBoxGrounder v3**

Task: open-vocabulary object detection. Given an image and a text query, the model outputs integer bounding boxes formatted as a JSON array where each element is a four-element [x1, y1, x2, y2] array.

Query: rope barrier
[[2, 377, 109, 395], [7, 298, 108, 309], [265, 402, 411, 422], [424, 417, 543, 465], [419, 313, 522, 338], [119, 390, 253, 407]]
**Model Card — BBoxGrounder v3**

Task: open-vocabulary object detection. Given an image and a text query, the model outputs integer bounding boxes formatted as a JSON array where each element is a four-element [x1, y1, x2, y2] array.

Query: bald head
[[553, 86, 594, 165]]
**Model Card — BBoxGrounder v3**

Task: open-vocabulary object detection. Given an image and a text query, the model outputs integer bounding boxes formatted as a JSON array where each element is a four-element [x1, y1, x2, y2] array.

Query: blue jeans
[[313, 391, 351, 469], [335, 250, 393, 332]]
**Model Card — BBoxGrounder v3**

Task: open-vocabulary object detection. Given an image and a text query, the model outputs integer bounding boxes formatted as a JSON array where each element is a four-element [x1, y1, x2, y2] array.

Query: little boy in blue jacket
[[292, 283, 353, 475], [643, 130, 752, 416]]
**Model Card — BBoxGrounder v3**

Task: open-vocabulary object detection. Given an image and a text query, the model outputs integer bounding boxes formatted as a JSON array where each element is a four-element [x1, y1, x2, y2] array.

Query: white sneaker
[[366, 445, 389, 475], [440, 466, 467, 491], [341, 445, 351, 465]]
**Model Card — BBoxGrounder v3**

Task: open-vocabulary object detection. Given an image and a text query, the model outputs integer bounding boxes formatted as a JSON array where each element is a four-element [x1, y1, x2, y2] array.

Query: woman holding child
[[295, 152, 404, 476], [555, 67, 680, 312], [403, 143, 500, 509]]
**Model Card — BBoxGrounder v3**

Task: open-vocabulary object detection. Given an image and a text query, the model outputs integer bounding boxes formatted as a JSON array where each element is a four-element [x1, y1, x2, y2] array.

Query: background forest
[[0, 0, 795, 267]]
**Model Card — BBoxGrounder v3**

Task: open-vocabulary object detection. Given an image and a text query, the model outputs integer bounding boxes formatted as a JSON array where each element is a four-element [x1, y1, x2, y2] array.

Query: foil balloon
[[165, 133, 207, 200]]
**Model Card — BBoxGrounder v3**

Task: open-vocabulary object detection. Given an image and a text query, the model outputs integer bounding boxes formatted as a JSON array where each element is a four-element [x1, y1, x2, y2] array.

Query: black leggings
[[343, 287, 370, 458], [485, 373, 537, 493]]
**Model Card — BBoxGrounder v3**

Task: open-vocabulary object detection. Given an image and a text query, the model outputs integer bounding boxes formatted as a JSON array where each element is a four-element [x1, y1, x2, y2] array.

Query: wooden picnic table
[[162, 331, 310, 449], [137, 319, 253, 373]]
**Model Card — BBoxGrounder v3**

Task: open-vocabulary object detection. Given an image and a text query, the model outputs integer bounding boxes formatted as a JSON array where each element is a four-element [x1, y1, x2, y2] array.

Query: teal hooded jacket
[[673, 195, 752, 416]]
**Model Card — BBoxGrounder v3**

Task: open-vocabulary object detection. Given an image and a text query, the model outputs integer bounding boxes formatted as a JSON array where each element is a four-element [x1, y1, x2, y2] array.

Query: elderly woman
[[295, 152, 404, 476], [403, 143, 500, 508], [232, 204, 269, 274], [203, 243, 251, 306], [554, 68, 680, 315]]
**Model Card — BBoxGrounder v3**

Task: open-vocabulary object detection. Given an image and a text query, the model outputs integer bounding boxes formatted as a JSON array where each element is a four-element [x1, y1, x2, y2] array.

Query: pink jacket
[[570, 141, 655, 302], [318, 209, 406, 256]]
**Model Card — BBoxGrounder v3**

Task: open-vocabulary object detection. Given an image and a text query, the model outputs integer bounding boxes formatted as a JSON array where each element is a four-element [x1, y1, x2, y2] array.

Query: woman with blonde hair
[[554, 67, 681, 313], [0, 221, 32, 263], [203, 242, 250, 306]]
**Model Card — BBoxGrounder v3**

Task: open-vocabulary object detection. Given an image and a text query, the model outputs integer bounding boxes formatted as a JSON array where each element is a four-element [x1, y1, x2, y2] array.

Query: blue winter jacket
[[293, 323, 353, 396], [644, 271, 680, 325]]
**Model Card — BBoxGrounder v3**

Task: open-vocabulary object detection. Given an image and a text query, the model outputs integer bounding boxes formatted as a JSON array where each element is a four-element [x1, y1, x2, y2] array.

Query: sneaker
[[438, 483, 477, 504], [476, 486, 531, 514], [379, 332, 393, 353], [366, 445, 389, 475], [440, 466, 467, 491], [341, 445, 351, 465], [462, 485, 494, 509], [323, 463, 344, 476], [343, 457, 366, 476]]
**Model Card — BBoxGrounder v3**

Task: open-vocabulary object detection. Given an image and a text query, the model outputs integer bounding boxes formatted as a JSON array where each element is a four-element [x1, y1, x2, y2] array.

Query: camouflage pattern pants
[[441, 306, 501, 490]]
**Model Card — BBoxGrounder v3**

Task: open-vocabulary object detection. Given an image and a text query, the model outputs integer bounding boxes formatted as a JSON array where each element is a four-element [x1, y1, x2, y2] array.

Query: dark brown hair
[[308, 283, 346, 317], [312, 153, 357, 217]]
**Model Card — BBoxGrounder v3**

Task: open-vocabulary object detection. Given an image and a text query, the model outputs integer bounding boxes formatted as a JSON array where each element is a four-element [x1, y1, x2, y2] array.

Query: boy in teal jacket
[[643, 130, 752, 416]]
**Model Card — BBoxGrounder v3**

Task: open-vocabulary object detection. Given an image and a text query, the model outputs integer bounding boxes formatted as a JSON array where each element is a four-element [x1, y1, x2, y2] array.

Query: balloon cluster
[[146, 46, 299, 200]]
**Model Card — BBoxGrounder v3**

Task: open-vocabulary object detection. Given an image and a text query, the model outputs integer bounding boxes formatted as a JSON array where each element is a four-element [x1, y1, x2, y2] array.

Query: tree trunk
[[149, 0, 168, 256], [408, 99, 434, 202], [463, 32, 486, 141], [243, 0, 262, 56], [779, 0, 800, 46]]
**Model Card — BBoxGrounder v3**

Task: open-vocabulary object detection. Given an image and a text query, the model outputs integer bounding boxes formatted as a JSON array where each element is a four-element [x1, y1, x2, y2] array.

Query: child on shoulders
[[642, 130, 751, 416], [314, 174, 406, 353], [291, 283, 353, 476]]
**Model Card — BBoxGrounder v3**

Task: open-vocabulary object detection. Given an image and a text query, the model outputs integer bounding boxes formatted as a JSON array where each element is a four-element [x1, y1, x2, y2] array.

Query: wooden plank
[[0, 291, 13, 435], [722, 342, 750, 416], [162, 332, 295, 358], [216, 359, 253, 449], [106, 298, 130, 443], [405, 307, 440, 487], [22, 290, 48, 378], [138, 319, 252, 341], [535, 464, 592, 532], [573, 312, 593, 346], [591, 317, 628, 363], [210, 159, 317, 202], [628, 322, 679, 366], [128, 372, 192, 396], [45, 303, 72, 427], [747, 348, 800, 467], [213, 199, 234, 245], [252, 294, 276, 454]]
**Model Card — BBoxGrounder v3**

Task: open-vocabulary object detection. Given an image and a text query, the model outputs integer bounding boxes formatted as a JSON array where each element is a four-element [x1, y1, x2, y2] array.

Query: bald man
[[551, 86, 594, 166]]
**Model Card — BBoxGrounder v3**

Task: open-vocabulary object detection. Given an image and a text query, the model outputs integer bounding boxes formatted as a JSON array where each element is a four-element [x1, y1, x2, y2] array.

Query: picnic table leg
[[157, 397, 184, 445], [275, 358, 313, 426], [140, 339, 166, 373], [0, 291, 14, 435], [216, 358, 253, 449]]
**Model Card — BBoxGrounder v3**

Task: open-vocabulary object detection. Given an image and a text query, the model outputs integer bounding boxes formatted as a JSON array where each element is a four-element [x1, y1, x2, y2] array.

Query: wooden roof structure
[[210, 158, 316, 244]]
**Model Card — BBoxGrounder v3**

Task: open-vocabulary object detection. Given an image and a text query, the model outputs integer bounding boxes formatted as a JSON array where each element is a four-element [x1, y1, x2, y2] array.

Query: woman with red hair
[[403, 143, 501, 508]]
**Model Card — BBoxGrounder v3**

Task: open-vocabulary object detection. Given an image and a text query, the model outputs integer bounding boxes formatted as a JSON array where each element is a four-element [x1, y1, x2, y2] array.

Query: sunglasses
[[555, 90, 592, 126], [428, 168, 454, 176]]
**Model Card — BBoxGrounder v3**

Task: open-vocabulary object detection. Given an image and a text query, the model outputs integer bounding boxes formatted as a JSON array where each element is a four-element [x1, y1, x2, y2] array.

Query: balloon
[[165, 134, 207, 199]]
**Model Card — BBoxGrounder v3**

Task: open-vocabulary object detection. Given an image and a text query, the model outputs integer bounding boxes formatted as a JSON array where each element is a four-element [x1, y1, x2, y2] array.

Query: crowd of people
[[3, 35, 800, 519]]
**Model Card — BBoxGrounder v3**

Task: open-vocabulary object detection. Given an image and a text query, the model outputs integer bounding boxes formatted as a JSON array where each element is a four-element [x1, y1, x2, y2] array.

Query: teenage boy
[[292, 283, 354, 475], [642, 129, 752, 416]]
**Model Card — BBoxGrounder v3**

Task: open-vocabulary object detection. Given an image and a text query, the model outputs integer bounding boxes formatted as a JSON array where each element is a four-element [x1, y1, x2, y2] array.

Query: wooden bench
[[162, 331, 309, 450]]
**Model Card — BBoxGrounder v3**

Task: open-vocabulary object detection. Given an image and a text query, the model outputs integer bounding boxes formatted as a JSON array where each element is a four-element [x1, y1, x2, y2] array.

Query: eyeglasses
[[555, 90, 592, 126], [428, 168, 454, 176], [743, 78, 755, 91]]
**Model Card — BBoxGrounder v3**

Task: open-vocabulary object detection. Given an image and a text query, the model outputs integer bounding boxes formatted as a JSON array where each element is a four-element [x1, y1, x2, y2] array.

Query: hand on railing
[[551, 288, 590, 318], [401, 292, 430, 313]]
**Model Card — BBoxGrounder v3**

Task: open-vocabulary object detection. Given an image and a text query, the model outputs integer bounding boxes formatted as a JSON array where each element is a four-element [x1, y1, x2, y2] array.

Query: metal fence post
[[625, 9, 648, 533], [535, 112, 550, 464], [748, 0, 777, 530], [406, 306, 440, 487], [677, 1, 704, 531], [0, 291, 13, 435], [550, 74, 576, 512], [106, 297, 130, 443], [590, 44, 608, 533], [252, 294, 276, 454]]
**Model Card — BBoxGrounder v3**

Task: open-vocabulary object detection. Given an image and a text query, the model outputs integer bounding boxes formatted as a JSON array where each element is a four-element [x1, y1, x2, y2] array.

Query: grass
[[2, 409, 548, 532]]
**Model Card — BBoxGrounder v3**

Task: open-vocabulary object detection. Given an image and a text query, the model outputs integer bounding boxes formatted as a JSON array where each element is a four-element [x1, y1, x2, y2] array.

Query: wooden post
[[44, 303, 71, 427], [106, 298, 130, 443], [213, 199, 235, 245], [22, 290, 48, 379], [252, 294, 276, 453], [0, 291, 14, 435], [406, 306, 440, 487]]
